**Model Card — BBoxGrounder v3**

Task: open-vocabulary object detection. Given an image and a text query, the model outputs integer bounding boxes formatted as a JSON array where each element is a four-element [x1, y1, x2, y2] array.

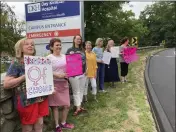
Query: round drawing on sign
[[28, 66, 41, 86]]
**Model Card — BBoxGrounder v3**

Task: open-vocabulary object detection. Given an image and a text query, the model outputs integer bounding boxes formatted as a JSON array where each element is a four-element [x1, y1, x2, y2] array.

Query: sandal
[[80, 107, 87, 112], [73, 109, 81, 116]]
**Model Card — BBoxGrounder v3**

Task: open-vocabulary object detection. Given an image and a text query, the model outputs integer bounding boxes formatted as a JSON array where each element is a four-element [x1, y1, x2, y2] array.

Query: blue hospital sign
[[25, 1, 80, 21], [25, 1, 82, 44]]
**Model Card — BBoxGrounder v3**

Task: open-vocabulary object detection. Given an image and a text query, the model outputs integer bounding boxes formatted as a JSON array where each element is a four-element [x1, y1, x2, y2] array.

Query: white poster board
[[24, 56, 54, 99], [102, 51, 112, 65], [111, 46, 120, 58]]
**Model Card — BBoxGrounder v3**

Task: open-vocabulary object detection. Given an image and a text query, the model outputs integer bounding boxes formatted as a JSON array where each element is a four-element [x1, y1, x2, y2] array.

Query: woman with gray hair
[[92, 38, 106, 92]]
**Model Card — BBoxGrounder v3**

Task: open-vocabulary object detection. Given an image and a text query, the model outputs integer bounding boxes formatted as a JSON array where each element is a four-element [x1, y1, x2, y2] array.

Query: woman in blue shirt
[[92, 38, 106, 92]]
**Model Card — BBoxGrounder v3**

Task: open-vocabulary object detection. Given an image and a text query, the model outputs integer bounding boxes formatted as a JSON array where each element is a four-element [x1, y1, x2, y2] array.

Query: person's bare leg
[[121, 77, 125, 83], [61, 106, 69, 124], [22, 124, 33, 132], [124, 76, 127, 82], [61, 106, 74, 129], [34, 117, 43, 132], [52, 107, 59, 127]]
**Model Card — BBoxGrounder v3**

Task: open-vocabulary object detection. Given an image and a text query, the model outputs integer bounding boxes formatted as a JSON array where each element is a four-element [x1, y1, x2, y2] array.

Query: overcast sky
[[6, 1, 153, 21]]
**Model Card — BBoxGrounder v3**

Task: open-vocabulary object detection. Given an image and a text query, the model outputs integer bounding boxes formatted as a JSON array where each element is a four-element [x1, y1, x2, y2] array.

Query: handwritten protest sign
[[111, 46, 120, 58], [66, 53, 83, 77], [123, 47, 138, 64], [102, 51, 112, 65], [24, 56, 54, 99]]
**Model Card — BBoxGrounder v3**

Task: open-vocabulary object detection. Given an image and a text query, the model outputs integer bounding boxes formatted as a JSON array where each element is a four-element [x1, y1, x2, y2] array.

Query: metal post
[[80, 1, 85, 42]]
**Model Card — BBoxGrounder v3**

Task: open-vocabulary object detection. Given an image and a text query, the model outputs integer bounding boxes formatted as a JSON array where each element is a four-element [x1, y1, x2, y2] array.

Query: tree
[[84, 1, 149, 46], [0, 2, 25, 55], [139, 2, 176, 47]]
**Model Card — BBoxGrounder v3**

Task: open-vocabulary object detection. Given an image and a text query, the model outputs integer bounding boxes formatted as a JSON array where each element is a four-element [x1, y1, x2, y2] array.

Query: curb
[[144, 49, 174, 132]]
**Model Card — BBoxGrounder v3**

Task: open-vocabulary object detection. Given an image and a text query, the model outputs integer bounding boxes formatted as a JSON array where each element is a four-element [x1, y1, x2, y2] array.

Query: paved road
[[149, 48, 175, 131]]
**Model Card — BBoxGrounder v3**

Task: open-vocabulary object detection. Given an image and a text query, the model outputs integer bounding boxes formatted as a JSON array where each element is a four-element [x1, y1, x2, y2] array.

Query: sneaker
[[124, 79, 128, 82], [60, 123, 74, 129], [55, 126, 62, 132], [99, 90, 107, 93], [121, 80, 125, 84]]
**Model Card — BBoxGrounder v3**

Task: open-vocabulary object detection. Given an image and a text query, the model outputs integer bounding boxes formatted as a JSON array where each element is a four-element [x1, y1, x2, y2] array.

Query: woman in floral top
[[3, 38, 49, 132]]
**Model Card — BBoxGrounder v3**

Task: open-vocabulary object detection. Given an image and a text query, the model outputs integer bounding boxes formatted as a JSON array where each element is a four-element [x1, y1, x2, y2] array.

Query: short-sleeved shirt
[[6, 59, 47, 107], [119, 45, 127, 62], [92, 47, 103, 62], [85, 51, 97, 78], [47, 54, 66, 81]]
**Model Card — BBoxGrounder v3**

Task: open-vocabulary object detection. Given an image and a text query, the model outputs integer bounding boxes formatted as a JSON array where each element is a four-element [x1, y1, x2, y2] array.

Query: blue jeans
[[97, 63, 105, 90]]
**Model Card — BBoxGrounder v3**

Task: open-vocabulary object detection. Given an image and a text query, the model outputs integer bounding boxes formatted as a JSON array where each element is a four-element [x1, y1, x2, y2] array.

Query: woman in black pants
[[119, 37, 129, 83]]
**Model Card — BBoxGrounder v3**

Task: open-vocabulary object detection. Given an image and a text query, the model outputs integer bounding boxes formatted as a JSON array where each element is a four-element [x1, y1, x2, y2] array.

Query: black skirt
[[104, 58, 120, 82]]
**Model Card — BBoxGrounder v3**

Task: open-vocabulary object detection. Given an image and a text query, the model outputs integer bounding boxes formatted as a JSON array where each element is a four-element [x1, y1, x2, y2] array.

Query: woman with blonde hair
[[3, 38, 49, 132], [83, 41, 98, 102], [92, 38, 106, 92], [104, 39, 120, 87]]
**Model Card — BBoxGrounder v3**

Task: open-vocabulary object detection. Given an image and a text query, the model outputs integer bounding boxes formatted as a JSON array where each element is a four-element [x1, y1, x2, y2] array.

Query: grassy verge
[[45, 49, 164, 132]]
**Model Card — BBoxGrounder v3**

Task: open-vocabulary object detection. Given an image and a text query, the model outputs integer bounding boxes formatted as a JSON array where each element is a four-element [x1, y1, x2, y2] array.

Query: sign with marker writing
[[66, 53, 83, 77], [24, 55, 54, 99]]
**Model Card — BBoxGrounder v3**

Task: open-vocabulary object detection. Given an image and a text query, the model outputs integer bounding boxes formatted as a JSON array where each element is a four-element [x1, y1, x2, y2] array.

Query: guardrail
[[137, 46, 163, 51]]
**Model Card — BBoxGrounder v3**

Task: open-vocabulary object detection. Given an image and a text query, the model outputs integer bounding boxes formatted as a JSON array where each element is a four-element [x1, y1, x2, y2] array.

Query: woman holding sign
[[66, 35, 87, 116], [92, 38, 106, 93], [47, 38, 74, 132], [104, 39, 120, 87], [119, 37, 130, 83], [3, 38, 49, 132], [83, 41, 98, 102]]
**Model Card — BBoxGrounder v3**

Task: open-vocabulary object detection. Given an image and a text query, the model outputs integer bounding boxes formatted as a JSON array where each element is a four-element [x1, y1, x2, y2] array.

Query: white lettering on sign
[[41, 6, 57, 12], [41, 2, 48, 7], [28, 3, 41, 13]]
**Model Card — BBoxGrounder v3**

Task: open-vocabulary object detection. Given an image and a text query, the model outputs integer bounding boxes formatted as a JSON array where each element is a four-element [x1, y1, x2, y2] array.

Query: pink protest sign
[[123, 47, 139, 64], [66, 53, 83, 77]]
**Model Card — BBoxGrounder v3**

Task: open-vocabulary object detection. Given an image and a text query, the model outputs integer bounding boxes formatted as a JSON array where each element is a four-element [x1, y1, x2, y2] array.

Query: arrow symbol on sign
[[133, 37, 137, 43]]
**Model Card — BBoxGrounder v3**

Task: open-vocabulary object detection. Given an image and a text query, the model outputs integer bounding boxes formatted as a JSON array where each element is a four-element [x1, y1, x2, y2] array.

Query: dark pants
[[97, 63, 105, 90], [120, 62, 129, 77]]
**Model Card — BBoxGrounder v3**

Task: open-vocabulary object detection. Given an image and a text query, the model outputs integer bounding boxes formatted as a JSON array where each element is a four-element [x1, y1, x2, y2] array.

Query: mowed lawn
[[44, 49, 163, 132]]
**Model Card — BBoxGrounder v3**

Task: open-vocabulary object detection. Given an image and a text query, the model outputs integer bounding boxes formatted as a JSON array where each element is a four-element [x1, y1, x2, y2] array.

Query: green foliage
[[84, 2, 149, 46], [0, 2, 25, 55], [139, 2, 176, 47]]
